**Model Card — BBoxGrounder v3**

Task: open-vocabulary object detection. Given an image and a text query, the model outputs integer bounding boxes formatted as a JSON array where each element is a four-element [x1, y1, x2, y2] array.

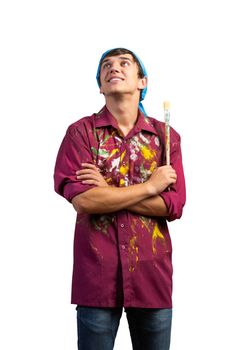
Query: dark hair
[[98, 48, 145, 86]]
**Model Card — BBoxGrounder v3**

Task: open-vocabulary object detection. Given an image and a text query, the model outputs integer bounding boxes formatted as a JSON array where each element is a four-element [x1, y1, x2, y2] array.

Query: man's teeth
[[109, 78, 122, 82]]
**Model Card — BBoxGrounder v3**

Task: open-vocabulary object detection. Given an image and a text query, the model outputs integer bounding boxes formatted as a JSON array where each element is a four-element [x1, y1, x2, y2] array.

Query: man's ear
[[138, 76, 148, 90]]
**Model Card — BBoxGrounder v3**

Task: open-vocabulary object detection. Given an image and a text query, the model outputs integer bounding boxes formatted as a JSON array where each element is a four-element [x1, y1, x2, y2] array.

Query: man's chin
[[105, 90, 127, 99]]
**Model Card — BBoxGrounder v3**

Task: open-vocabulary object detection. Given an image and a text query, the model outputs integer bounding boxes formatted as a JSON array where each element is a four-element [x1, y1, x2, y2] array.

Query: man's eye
[[121, 61, 129, 66], [103, 63, 111, 69]]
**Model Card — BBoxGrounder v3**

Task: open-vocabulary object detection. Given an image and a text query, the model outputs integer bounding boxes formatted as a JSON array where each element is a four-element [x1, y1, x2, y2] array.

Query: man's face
[[99, 54, 147, 99]]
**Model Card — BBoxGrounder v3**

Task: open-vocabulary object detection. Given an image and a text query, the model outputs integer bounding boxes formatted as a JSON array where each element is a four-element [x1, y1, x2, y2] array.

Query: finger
[[76, 169, 105, 179], [76, 163, 101, 174], [170, 176, 177, 182], [170, 173, 177, 180], [170, 171, 177, 178], [77, 174, 100, 180], [76, 169, 98, 175]]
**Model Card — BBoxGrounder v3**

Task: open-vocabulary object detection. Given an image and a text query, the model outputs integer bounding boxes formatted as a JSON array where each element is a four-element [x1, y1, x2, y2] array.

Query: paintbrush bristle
[[163, 101, 170, 110]]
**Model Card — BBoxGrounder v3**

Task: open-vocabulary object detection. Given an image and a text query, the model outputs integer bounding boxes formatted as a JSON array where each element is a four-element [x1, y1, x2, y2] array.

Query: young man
[[54, 48, 186, 350]]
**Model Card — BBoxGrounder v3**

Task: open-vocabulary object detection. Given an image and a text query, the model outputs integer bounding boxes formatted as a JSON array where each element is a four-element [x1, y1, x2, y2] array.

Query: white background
[[0, 0, 244, 349]]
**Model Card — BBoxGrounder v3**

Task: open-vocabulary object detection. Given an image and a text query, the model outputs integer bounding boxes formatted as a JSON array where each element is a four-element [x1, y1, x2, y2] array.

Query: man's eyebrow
[[101, 56, 133, 64]]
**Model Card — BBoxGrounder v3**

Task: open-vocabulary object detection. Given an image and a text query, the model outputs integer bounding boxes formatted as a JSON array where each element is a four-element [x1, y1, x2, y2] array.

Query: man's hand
[[76, 163, 109, 187], [145, 165, 177, 196]]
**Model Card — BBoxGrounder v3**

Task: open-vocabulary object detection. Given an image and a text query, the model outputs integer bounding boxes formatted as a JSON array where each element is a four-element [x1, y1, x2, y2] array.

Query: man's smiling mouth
[[107, 77, 124, 83]]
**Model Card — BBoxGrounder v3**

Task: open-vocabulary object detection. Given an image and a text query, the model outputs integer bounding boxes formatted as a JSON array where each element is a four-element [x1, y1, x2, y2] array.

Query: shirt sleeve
[[54, 121, 97, 202], [159, 130, 186, 222]]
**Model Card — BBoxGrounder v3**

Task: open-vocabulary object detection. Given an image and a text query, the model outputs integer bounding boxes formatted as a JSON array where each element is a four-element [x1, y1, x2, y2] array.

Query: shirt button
[[120, 224, 125, 228], [122, 245, 126, 250]]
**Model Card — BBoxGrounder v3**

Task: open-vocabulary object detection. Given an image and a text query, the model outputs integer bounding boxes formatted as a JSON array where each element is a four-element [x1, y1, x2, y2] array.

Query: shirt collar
[[94, 106, 158, 136]]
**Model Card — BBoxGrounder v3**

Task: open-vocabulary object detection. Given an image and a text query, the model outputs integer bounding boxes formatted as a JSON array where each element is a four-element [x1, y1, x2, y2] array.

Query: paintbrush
[[163, 101, 170, 165]]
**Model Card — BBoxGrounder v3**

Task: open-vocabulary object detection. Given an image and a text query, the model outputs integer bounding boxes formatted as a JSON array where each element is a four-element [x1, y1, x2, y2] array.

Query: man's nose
[[110, 64, 120, 73]]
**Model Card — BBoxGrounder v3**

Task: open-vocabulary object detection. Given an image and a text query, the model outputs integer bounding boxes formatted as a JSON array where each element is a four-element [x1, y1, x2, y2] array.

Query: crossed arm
[[72, 163, 177, 217]]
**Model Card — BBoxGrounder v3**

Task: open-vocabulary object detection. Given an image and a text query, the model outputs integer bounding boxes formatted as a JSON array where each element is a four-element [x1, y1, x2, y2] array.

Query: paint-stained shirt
[[54, 106, 186, 308]]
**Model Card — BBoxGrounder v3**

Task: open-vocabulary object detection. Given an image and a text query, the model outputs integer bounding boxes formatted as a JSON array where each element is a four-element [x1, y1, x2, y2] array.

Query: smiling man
[[54, 48, 186, 350]]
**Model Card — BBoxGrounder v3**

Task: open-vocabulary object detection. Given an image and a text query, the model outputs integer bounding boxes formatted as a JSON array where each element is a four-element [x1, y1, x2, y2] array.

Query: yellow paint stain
[[119, 178, 125, 186], [150, 161, 157, 173], [120, 150, 126, 162], [130, 235, 137, 249], [128, 234, 139, 272], [119, 163, 129, 176], [109, 148, 119, 158], [119, 150, 129, 175], [140, 145, 156, 160], [135, 246, 139, 264], [152, 223, 164, 254]]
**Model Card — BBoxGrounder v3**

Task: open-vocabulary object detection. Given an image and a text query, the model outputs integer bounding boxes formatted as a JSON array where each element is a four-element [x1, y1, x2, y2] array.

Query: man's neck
[[105, 96, 139, 135]]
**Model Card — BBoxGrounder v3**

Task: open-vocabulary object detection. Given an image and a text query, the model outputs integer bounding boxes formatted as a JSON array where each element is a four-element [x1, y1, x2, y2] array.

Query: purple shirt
[[54, 106, 186, 308]]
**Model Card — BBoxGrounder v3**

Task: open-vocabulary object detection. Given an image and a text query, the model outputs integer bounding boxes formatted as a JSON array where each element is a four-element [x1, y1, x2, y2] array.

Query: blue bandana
[[96, 48, 148, 115]]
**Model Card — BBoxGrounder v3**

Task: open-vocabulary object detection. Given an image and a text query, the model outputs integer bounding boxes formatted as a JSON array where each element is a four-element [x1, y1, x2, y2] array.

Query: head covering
[[96, 48, 148, 115]]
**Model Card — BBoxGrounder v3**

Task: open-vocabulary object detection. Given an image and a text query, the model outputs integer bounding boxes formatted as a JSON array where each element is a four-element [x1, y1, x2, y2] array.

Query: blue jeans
[[76, 306, 172, 350]]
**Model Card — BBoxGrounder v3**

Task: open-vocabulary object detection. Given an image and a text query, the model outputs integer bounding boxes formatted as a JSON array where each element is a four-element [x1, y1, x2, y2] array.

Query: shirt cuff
[[63, 182, 96, 203], [160, 190, 183, 222]]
